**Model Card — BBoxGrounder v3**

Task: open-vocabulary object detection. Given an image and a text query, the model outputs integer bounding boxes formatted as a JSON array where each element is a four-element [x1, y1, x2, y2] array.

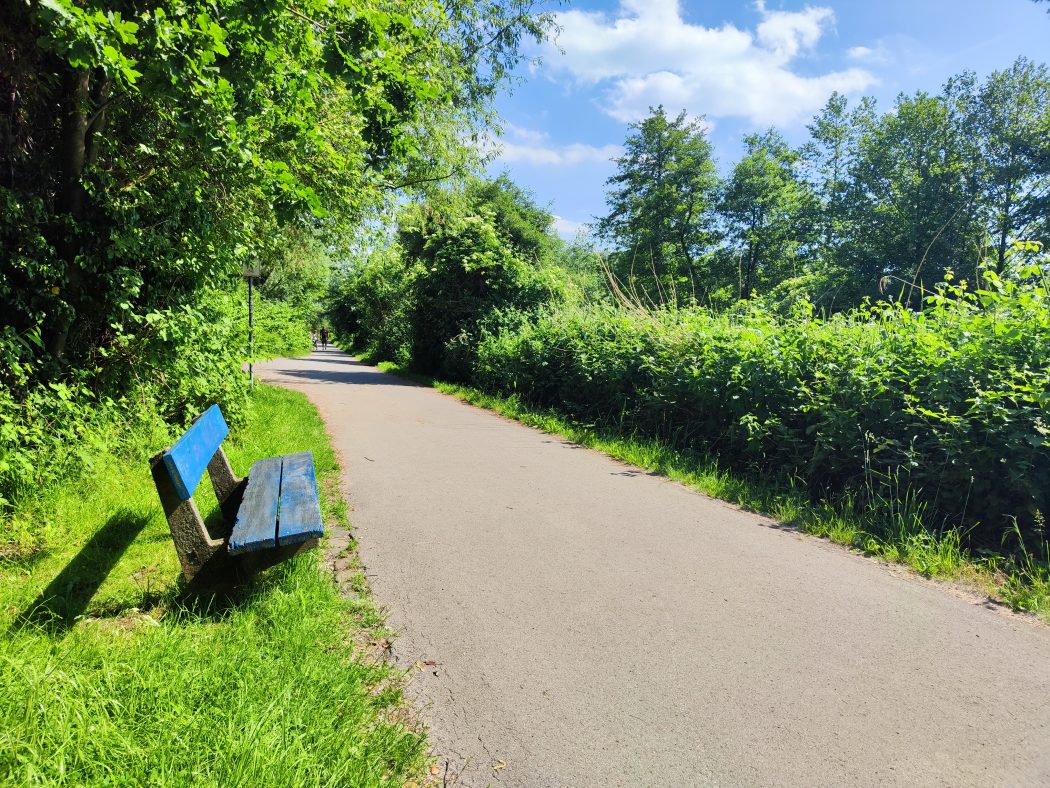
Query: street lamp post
[[241, 265, 262, 386]]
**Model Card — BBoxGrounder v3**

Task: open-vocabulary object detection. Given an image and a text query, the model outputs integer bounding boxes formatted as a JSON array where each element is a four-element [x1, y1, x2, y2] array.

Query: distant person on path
[[320, 327, 329, 350], [312, 328, 318, 349]]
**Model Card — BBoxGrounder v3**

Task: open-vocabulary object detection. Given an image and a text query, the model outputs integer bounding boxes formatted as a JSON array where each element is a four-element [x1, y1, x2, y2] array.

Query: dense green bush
[[0, 285, 313, 511], [329, 247, 416, 367], [404, 211, 557, 376], [471, 258, 1049, 547], [332, 208, 565, 378], [1, 0, 547, 514]]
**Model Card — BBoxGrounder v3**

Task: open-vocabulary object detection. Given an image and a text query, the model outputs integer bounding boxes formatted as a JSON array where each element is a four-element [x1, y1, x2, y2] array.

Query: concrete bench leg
[[150, 452, 232, 582]]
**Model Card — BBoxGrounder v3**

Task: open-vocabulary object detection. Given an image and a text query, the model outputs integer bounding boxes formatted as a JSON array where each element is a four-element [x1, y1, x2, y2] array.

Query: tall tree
[[950, 59, 1050, 272], [719, 130, 814, 300], [800, 93, 876, 303], [595, 106, 719, 305], [465, 174, 555, 263], [845, 91, 982, 302], [1, 0, 552, 373]]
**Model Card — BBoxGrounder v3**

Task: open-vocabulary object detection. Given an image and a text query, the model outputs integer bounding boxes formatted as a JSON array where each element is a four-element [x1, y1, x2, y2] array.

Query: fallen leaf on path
[[493, 761, 507, 771]]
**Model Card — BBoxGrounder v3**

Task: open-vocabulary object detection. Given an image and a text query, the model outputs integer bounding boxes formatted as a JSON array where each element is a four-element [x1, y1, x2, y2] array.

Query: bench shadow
[[165, 552, 312, 623], [12, 507, 152, 633]]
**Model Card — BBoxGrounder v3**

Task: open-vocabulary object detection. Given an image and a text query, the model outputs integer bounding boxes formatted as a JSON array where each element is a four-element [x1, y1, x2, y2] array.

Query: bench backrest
[[162, 404, 230, 500]]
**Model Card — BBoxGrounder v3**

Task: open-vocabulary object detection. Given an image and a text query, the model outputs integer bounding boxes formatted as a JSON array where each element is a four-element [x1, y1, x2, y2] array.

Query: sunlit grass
[[0, 384, 427, 785]]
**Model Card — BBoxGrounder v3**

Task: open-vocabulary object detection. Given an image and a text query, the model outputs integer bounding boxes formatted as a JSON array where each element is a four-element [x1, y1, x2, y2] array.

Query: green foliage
[[719, 129, 816, 301], [3, 0, 550, 362], [0, 284, 316, 510], [464, 174, 556, 263], [592, 61, 1049, 308], [329, 246, 415, 367], [548, 237, 612, 304], [331, 176, 569, 377], [0, 334, 96, 511], [1, 0, 550, 507], [404, 210, 555, 376], [950, 59, 1050, 272], [257, 229, 333, 326]]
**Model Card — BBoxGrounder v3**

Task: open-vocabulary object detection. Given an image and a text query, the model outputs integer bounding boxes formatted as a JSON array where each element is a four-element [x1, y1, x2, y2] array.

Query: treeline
[[597, 59, 1049, 309], [0, 0, 549, 509]]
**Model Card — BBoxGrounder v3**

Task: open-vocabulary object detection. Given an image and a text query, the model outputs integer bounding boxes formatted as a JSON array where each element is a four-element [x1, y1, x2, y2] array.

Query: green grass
[[0, 384, 427, 786], [368, 357, 1050, 623]]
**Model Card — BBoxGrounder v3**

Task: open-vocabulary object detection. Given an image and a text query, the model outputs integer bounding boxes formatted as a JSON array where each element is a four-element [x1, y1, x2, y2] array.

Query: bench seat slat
[[277, 452, 324, 547], [228, 456, 282, 555], [163, 404, 229, 500]]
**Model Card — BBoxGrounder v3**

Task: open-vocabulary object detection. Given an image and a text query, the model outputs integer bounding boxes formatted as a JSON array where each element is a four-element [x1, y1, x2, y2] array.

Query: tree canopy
[[1, 0, 551, 373], [595, 106, 719, 306]]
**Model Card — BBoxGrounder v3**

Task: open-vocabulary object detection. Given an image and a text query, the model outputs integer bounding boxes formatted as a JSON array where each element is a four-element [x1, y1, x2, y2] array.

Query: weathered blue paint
[[277, 452, 324, 546], [162, 404, 229, 500], [228, 456, 282, 555]]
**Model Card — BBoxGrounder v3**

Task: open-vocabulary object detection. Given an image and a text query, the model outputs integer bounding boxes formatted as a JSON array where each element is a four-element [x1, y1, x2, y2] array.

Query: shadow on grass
[[11, 516, 299, 634], [12, 507, 151, 633], [165, 554, 306, 624]]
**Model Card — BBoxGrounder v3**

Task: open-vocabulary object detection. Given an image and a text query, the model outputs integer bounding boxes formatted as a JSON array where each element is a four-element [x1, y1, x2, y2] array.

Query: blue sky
[[484, 0, 1050, 239]]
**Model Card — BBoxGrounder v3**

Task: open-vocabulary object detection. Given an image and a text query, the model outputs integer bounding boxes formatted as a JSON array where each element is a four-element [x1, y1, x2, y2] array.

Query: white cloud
[[847, 43, 891, 64], [552, 215, 589, 239], [497, 141, 621, 165], [486, 125, 622, 166], [755, 1, 834, 58], [547, 0, 877, 126], [502, 121, 550, 146]]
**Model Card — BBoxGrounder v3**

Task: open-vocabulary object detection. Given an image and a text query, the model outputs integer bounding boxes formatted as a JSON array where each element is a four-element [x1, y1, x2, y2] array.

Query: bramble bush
[[469, 251, 1049, 547]]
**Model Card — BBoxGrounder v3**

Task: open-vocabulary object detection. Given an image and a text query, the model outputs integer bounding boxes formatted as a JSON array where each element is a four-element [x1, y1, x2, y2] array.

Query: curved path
[[259, 350, 1050, 787]]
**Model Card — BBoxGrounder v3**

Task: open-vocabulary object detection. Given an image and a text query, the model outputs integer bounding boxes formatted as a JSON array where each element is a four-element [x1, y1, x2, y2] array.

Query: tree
[[596, 106, 719, 305], [845, 91, 983, 302], [464, 174, 555, 263], [799, 93, 876, 304], [0, 0, 552, 382], [950, 59, 1050, 272], [719, 130, 815, 300], [258, 228, 333, 324]]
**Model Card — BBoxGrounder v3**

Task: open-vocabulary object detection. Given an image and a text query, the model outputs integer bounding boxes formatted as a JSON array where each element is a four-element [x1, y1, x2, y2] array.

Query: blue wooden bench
[[149, 404, 324, 583]]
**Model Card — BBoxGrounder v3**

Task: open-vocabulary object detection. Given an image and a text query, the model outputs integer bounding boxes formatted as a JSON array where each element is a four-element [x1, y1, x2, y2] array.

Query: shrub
[[331, 211, 565, 378]]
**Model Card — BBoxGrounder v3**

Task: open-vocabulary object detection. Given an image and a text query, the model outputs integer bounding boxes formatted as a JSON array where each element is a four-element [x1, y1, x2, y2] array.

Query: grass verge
[[0, 383, 427, 785], [364, 355, 1050, 624]]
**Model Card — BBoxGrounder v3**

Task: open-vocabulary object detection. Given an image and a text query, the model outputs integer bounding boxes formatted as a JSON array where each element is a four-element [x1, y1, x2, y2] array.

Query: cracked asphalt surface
[[259, 349, 1050, 787]]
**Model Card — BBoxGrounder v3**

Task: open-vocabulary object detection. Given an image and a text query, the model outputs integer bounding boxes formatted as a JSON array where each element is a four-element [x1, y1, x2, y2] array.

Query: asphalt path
[[258, 349, 1050, 787]]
